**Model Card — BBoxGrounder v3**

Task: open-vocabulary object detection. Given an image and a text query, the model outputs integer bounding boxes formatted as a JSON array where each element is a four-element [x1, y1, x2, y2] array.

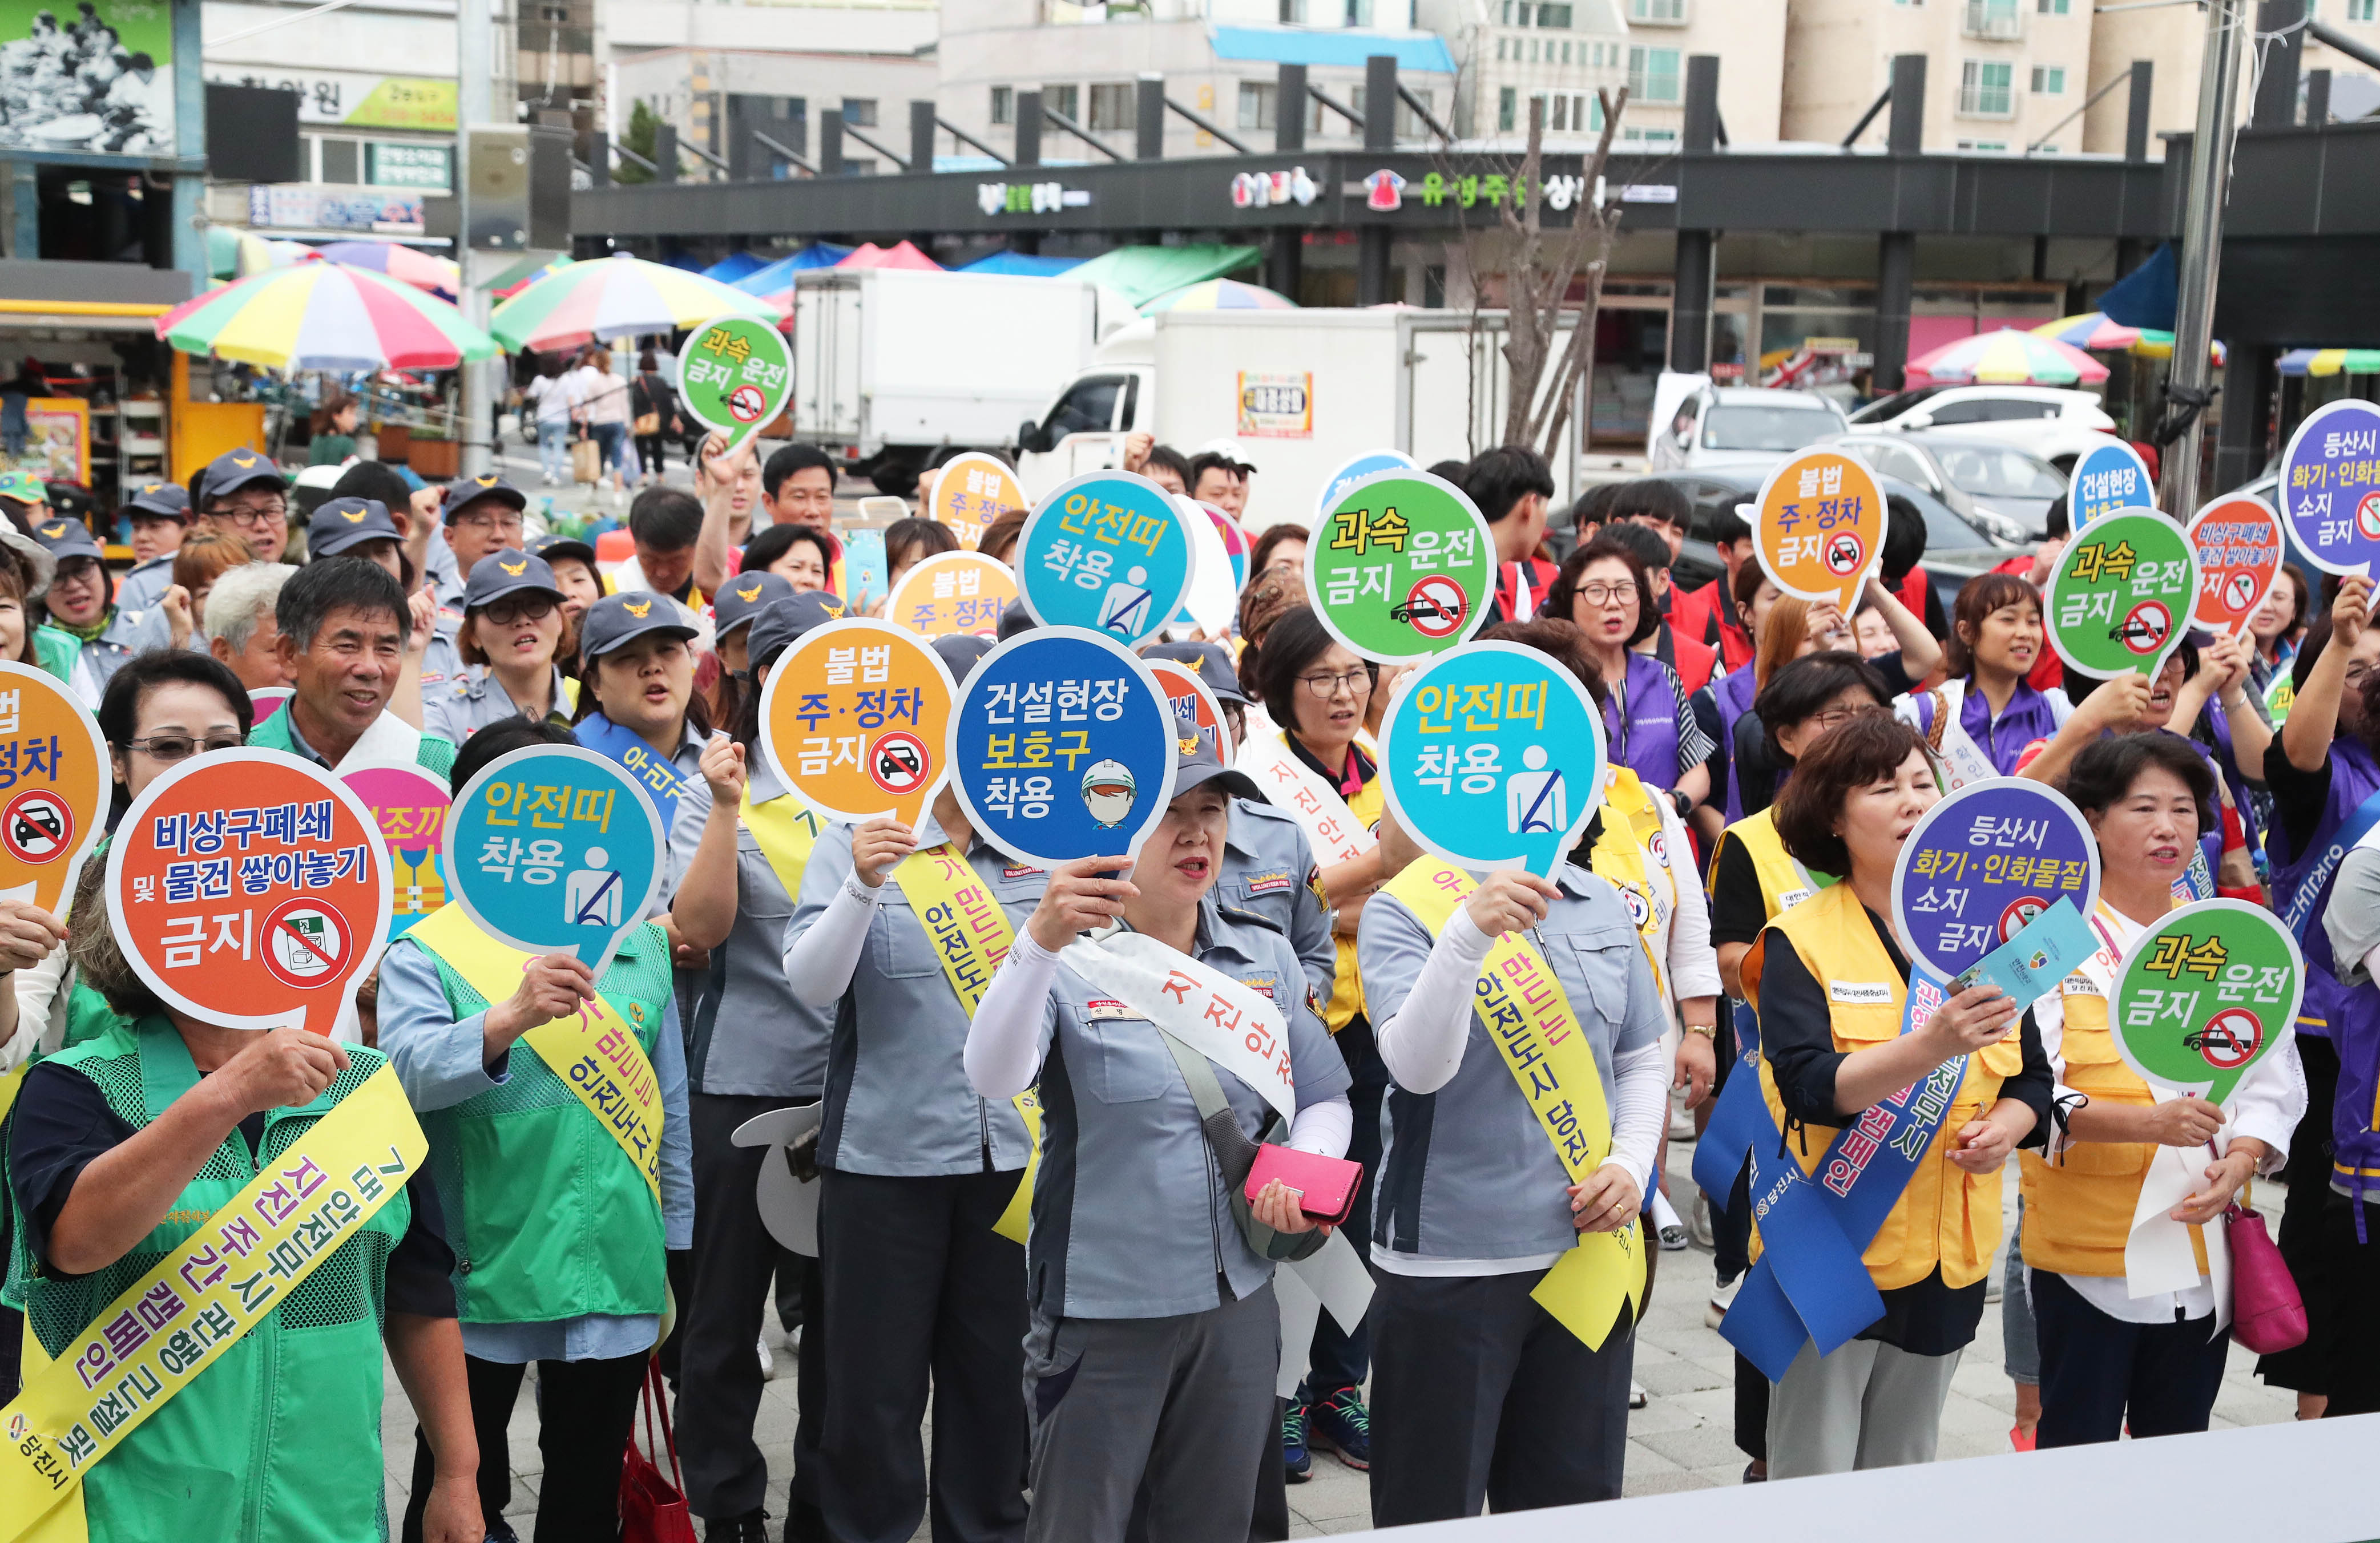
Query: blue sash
[[575, 713, 688, 833], [1696, 962, 1969, 1382], [2281, 784, 2380, 944]]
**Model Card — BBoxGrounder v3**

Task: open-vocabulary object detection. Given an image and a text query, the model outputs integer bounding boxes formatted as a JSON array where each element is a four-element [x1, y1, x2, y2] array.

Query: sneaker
[[703, 1508, 769, 1542], [1629, 1380, 1648, 1409], [757, 1334, 774, 1378], [1281, 1401, 1312, 1483], [1309, 1385, 1371, 1471], [1706, 1275, 1741, 1329]]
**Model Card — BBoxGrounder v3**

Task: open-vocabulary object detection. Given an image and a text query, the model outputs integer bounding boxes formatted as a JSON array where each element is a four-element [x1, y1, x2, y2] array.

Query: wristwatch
[[1683, 1021, 1717, 1039]]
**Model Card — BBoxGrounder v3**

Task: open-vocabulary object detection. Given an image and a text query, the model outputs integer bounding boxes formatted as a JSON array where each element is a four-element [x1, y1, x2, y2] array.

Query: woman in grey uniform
[[963, 732, 1354, 1543], [780, 689, 1045, 1543], [423, 548, 572, 745]]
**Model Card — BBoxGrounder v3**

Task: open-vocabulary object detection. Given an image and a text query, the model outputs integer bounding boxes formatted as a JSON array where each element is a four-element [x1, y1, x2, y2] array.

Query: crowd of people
[[0, 426, 2363, 1543]]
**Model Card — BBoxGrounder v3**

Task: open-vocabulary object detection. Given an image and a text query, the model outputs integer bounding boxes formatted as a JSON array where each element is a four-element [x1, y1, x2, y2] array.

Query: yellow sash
[[0, 1064, 425, 1543], [742, 790, 824, 895], [1383, 859, 1647, 1349], [1586, 773, 1666, 1002], [408, 903, 665, 1203], [0, 1064, 21, 1124], [890, 845, 1040, 1243]]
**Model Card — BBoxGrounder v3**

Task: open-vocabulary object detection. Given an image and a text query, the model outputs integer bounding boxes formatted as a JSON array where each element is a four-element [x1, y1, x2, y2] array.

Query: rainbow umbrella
[[1141, 278, 1298, 314], [493, 253, 573, 301], [309, 241, 461, 299], [489, 251, 781, 354], [154, 263, 497, 371], [2278, 348, 2380, 377], [1908, 326, 2108, 386], [2032, 312, 2141, 352]]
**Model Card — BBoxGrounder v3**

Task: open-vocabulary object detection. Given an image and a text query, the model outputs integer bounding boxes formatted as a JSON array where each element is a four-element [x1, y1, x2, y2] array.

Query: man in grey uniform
[[421, 473, 530, 696]]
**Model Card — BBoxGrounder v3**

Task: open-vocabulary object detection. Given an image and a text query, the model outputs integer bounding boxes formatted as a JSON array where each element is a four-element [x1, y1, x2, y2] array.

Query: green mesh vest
[[2, 1017, 412, 1542], [411, 920, 673, 1324]]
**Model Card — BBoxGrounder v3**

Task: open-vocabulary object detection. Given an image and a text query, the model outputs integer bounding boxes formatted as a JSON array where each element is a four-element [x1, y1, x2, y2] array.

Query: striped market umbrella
[[1141, 278, 1298, 314], [154, 262, 497, 371], [1908, 326, 2108, 386], [308, 241, 461, 299], [2278, 348, 2380, 377], [493, 253, 573, 301], [2032, 312, 2142, 351], [489, 251, 780, 354]]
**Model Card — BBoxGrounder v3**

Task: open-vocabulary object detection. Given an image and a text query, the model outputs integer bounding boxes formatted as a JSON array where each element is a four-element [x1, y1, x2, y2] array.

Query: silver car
[[1650, 386, 1851, 474], [1828, 431, 2063, 541]]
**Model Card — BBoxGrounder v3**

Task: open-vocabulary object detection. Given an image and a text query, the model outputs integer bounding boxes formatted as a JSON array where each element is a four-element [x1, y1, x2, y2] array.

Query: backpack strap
[[1159, 1031, 1326, 1263]]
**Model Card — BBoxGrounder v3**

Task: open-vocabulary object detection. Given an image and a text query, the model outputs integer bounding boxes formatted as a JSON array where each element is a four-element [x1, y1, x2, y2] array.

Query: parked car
[[1825, 431, 2060, 540], [1845, 384, 2118, 471], [1639, 467, 2023, 619], [1649, 385, 1850, 474]]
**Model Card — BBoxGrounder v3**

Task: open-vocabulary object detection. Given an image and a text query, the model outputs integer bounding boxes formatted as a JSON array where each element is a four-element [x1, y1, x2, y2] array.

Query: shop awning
[[703, 252, 771, 284], [0, 299, 171, 333], [1063, 244, 1261, 307], [731, 244, 856, 296], [1208, 23, 1457, 74], [959, 251, 1086, 276]]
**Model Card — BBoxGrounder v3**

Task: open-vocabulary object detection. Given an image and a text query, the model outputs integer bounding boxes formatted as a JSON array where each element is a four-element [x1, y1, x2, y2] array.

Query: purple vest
[[2272, 737, 2380, 1055], [1605, 649, 1684, 792], [1953, 678, 2063, 775], [1713, 667, 1758, 823], [2200, 698, 2263, 860]]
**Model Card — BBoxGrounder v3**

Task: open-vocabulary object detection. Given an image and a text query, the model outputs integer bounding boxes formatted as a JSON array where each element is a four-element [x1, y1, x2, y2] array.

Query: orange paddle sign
[[1753, 447, 1889, 612], [106, 750, 392, 1036], [0, 660, 107, 914], [757, 617, 958, 827], [887, 550, 1018, 639], [929, 450, 1027, 550]]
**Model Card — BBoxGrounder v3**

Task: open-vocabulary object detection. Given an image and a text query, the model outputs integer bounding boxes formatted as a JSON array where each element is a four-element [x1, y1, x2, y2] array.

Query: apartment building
[[2084, 0, 2380, 151], [1783, 0, 2093, 153]]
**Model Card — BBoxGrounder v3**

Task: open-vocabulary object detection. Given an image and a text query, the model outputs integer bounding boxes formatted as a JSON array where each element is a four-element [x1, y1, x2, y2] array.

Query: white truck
[[788, 267, 1111, 497], [1014, 308, 1588, 528]]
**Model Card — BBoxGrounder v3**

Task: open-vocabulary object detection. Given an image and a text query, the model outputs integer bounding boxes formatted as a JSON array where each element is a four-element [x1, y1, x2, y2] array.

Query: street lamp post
[[2161, 0, 2249, 519]]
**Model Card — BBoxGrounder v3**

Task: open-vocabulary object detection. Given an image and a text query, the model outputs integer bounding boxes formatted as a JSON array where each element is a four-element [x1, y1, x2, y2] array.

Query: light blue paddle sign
[[443, 745, 663, 974], [1018, 471, 1197, 646], [1377, 641, 1607, 879], [2280, 397, 2380, 578], [2068, 438, 2156, 528], [1316, 447, 1419, 522]]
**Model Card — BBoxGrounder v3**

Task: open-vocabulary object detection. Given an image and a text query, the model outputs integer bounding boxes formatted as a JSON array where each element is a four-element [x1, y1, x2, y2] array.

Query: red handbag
[[2226, 1202, 2309, 1355], [619, 1358, 699, 1543]]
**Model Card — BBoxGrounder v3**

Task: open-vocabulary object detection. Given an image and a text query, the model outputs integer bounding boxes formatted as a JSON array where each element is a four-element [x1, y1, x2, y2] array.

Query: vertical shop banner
[[757, 617, 957, 828], [106, 751, 393, 1036], [0, 662, 107, 915], [2186, 492, 2286, 638], [927, 450, 1027, 550], [2110, 899, 2304, 1108], [2068, 437, 2157, 529], [1017, 472, 1196, 645], [1889, 778, 2101, 984], [945, 628, 1179, 867], [676, 314, 794, 456], [1306, 471, 1495, 665], [2280, 397, 2380, 577], [1378, 641, 1607, 879], [341, 762, 451, 938], [1753, 448, 1888, 613], [885, 551, 1018, 639], [2043, 510, 2199, 678], [443, 745, 661, 974]]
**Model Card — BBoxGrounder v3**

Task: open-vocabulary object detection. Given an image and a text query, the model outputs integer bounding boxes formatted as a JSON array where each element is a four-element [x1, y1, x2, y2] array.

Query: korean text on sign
[[1404, 678, 1549, 795], [472, 778, 615, 883]]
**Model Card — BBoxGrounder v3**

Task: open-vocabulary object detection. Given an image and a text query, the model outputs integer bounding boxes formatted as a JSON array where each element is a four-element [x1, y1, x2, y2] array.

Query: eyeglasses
[[455, 511, 526, 536], [1805, 706, 1867, 731], [207, 501, 285, 530], [1573, 580, 1639, 608], [124, 732, 244, 762], [1298, 668, 1373, 700], [483, 595, 558, 626]]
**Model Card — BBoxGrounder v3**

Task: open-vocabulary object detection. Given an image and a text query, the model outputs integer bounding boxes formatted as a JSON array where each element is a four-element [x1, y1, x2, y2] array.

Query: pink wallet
[[1244, 1145, 1364, 1226]]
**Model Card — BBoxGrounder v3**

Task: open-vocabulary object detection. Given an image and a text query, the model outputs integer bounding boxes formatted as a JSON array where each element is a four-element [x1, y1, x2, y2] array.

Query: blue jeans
[[591, 419, 628, 478], [536, 418, 571, 481]]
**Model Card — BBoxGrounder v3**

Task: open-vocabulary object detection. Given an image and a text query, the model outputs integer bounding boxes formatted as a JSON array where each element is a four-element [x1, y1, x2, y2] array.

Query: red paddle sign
[[0, 661, 106, 915], [2187, 491, 2286, 638], [106, 750, 393, 1036]]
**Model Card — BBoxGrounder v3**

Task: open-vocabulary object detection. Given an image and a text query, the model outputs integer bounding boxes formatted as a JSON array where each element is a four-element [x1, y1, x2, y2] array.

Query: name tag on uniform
[[1829, 981, 1894, 1004], [1243, 976, 1276, 999], [1084, 998, 1133, 1020], [2060, 974, 2105, 996], [1779, 887, 1813, 910], [1244, 870, 1292, 896], [1003, 865, 1042, 880]]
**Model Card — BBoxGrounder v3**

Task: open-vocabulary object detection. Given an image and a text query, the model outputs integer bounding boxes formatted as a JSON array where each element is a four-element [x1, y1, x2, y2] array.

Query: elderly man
[[204, 560, 296, 693], [248, 555, 457, 781], [196, 446, 293, 564], [31, 515, 176, 706]]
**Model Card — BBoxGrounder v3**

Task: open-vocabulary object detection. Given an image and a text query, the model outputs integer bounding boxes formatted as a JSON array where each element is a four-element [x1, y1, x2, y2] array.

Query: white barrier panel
[[1340, 1412, 2380, 1541]]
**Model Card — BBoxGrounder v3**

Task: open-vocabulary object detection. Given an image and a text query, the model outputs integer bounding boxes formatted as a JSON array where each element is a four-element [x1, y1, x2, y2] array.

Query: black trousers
[[402, 1348, 649, 1543], [677, 1092, 825, 1529], [2311, 1191, 2380, 1416], [1302, 1015, 1381, 1401], [1368, 1270, 1634, 1526], [2031, 1268, 2230, 1447], [817, 1166, 1028, 1543]]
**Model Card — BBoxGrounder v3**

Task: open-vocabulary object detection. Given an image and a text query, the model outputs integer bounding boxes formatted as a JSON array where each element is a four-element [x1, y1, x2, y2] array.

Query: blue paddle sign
[[1017, 471, 1197, 645], [443, 745, 663, 974]]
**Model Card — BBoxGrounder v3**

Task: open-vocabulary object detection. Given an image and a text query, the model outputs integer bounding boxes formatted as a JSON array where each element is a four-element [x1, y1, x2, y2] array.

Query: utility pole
[[457, 0, 495, 478], [2161, 0, 2249, 519]]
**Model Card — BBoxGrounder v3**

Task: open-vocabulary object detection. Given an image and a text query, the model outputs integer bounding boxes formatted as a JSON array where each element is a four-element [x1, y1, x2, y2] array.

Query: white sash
[[1235, 732, 1377, 866], [337, 710, 427, 773], [1064, 929, 1298, 1123], [1897, 678, 1999, 791]]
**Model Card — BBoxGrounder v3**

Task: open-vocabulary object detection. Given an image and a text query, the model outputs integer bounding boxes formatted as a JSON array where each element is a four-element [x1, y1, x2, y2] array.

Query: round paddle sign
[[0, 661, 106, 916], [759, 617, 957, 829], [2068, 437, 2156, 529], [2043, 509, 2199, 678], [1148, 657, 1234, 764], [1890, 778, 2100, 983], [885, 550, 1018, 639], [342, 761, 453, 938], [676, 313, 795, 455], [107, 750, 392, 1036], [2187, 491, 2286, 638], [1753, 447, 1888, 613], [1377, 641, 1607, 879], [2109, 898, 2303, 1106], [1017, 471, 1197, 647], [1315, 447, 1419, 522], [927, 450, 1027, 549], [2281, 398, 2380, 577], [1307, 471, 1494, 665], [443, 745, 663, 974], [945, 628, 1179, 867]]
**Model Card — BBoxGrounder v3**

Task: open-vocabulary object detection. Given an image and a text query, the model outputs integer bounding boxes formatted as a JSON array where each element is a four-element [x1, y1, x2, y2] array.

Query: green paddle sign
[[1305, 471, 1495, 665], [2043, 509, 2199, 678], [2109, 899, 2304, 1107], [675, 313, 794, 454]]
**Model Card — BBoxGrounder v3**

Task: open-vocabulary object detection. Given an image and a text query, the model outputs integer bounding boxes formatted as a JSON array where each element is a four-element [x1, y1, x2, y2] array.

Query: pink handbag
[[2225, 1202, 2309, 1354]]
